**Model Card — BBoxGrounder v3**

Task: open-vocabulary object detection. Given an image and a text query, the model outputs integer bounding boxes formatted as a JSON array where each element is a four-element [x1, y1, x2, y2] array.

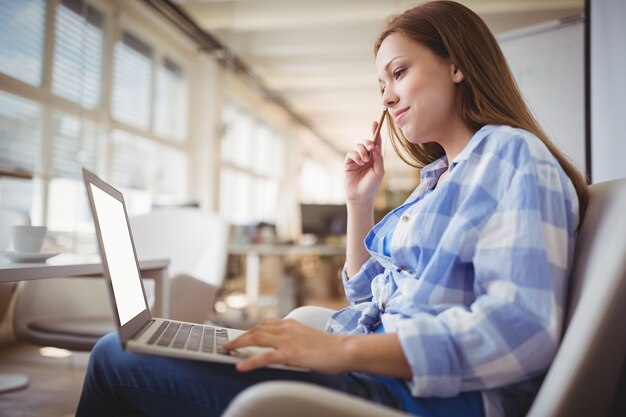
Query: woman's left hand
[[224, 319, 350, 373]]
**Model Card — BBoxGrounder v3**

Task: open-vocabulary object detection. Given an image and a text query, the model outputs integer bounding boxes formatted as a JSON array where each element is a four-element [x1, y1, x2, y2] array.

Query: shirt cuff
[[341, 257, 383, 304]]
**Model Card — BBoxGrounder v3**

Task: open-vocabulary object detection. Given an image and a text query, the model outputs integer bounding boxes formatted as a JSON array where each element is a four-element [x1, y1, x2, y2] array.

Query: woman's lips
[[393, 107, 409, 123]]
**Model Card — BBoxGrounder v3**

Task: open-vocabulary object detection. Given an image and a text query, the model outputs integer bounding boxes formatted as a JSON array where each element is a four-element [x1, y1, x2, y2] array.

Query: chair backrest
[[527, 179, 626, 417], [130, 208, 229, 288]]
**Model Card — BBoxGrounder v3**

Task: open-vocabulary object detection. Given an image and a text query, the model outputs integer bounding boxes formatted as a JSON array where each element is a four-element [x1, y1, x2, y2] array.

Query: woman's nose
[[382, 88, 398, 108]]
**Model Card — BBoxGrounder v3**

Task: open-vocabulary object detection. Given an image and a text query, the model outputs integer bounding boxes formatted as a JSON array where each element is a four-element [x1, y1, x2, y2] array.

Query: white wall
[[591, 0, 626, 183], [500, 18, 586, 175]]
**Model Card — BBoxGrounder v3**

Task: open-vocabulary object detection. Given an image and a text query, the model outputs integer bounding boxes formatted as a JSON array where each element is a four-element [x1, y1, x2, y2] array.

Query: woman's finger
[[355, 143, 371, 162], [225, 328, 278, 350], [236, 349, 283, 372], [345, 150, 366, 167], [256, 318, 284, 328]]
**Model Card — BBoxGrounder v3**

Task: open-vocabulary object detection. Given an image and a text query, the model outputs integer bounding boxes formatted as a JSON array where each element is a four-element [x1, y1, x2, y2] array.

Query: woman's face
[[376, 33, 463, 144]]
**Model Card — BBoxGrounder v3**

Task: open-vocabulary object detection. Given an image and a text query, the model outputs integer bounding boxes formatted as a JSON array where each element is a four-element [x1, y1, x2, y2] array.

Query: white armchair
[[130, 207, 230, 323], [223, 179, 626, 417]]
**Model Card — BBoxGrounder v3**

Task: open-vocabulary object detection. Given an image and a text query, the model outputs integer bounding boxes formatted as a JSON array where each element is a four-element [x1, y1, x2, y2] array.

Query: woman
[[76, 2, 587, 416]]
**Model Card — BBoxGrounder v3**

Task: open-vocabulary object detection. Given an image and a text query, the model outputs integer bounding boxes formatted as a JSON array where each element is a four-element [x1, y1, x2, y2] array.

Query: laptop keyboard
[[146, 320, 230, 354]]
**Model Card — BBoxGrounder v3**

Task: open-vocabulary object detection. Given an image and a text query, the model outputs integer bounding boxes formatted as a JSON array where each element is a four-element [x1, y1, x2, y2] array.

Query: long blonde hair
[[374, 0, 588, 218]]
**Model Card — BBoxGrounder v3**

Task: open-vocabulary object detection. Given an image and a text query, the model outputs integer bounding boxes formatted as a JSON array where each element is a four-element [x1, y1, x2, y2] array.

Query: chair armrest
[[222, 381, 407, 417], [284, 306, 336, 330]]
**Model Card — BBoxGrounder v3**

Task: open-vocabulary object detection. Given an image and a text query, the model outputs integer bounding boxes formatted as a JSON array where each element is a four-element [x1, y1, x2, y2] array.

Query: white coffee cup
[[11, 225, 47, 253]]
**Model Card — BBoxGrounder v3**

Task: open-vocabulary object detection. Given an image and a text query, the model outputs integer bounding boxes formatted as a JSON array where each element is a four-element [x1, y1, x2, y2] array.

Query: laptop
[[82, 168, 280, 367]]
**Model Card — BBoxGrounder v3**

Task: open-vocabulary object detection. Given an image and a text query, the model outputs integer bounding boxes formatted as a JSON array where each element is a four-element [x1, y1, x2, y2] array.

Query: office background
[[0, 1, 624, 415], [4, 0, 624, 254]]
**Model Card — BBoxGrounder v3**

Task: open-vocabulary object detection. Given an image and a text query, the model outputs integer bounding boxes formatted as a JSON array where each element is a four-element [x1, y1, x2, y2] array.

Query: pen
[[373, 108, 387, 147]]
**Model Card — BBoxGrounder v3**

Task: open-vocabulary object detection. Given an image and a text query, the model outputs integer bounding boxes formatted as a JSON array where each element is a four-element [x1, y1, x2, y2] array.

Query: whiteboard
[[591, 0, 626, 183], [499, 19, 585, 174]]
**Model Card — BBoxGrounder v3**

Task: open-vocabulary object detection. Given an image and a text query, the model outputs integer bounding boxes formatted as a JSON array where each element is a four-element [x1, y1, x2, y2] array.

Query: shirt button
[[401, 215, 410, 222], [399, 265, 408, 271]]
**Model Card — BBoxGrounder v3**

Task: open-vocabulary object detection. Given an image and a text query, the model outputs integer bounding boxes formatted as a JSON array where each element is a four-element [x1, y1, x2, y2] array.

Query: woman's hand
[[223, 319, 350, 373], [344, 121, 385, 203]]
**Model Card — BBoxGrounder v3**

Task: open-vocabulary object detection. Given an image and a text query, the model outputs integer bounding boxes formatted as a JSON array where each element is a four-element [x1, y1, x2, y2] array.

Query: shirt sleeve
[[341, 256, 385, 304], [395, 159, 577, 397]]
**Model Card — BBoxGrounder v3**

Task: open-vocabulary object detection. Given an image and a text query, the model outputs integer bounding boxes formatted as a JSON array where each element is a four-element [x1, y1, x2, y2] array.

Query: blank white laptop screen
[[90, 183, 146, 325]]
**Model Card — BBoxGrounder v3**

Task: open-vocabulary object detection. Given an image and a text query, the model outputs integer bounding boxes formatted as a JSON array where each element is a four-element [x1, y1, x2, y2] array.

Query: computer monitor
[[300, 203, 347, 237]]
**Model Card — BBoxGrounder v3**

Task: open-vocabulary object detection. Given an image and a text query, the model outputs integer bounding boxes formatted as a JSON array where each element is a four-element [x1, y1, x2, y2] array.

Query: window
[[112, 31, 153, 130], [221, 106, 254, 169], [51, 112, 106, 179], [111, 129, 188, 205], [0, 0, 46, 86], [52, 0, 104, 108], [0, 0, 193, 243], [219, 103, 285, 225], [0, 92, 42, 173], [153, 144, 188, 204], [47, 112, 107, 233], [219, 167, 251, 225], [0, 92, 41, 217], [300, 156, 330, 203], [154, 57, 188, 141], [299, 156, 340, 204], [111, 129, 157, 190]]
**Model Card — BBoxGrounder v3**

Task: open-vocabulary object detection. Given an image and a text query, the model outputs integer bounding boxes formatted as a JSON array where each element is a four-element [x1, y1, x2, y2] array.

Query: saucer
[[1, 251, 60, 263]]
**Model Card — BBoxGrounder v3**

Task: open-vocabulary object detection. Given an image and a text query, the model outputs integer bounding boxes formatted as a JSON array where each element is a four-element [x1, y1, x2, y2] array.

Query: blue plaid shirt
[[326, 125, 580, 417]]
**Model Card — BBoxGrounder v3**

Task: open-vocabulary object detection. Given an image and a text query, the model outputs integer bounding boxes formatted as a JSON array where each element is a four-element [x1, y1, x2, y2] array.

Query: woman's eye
[[393, 68, 405, 80]]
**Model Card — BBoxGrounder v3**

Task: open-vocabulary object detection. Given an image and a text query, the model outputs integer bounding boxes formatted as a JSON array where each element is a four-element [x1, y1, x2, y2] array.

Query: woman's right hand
[[344, 121, 385, 203]]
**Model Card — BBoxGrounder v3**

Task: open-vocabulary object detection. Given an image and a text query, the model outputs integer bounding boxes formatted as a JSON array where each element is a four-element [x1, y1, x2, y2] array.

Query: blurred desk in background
[[227, 243, 345, 313]]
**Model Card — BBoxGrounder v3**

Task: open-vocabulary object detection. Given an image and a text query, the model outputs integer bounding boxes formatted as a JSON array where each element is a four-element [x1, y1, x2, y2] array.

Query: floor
[[0, 342, 88, 417]]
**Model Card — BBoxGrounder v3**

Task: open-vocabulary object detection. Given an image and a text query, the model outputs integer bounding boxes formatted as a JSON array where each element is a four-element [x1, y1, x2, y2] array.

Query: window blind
[[222, 106, 254, 169], [154, 57, 188, 141], [52, 113, 106, 179], [219, 167, 254, 225], [111, 129, 187, 204], [219, 103, 285, 225], [112, 31, 153, 130], [0, 92, 42, 173], [254, 124, 272, 176], [111, 129, 157, 190], [52, 0, 104, 108], [0, 0, 46, 86], [148, 146, 187, 207], [252, 177, 278, 223]]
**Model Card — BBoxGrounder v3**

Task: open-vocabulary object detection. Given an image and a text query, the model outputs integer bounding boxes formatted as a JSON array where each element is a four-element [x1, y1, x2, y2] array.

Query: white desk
[[228, 243, 345, 305], [0, 254, 170, 317], [0, 254, 169, 394]]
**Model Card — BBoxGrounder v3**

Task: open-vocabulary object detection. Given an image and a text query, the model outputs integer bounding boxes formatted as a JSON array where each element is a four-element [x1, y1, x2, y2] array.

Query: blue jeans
[[76, 332, 484, 417]]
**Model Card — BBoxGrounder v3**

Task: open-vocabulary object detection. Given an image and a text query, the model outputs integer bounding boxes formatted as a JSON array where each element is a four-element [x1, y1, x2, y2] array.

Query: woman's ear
[[450, 64, 464, 83]]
